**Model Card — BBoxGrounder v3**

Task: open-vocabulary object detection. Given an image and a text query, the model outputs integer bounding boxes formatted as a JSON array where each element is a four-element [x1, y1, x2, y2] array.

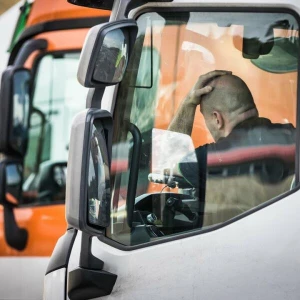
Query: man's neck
[[224, 108, 258, 137]]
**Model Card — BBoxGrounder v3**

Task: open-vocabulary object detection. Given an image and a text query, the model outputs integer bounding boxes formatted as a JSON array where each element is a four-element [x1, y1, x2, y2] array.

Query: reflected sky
[[0, 2, 19, 78]]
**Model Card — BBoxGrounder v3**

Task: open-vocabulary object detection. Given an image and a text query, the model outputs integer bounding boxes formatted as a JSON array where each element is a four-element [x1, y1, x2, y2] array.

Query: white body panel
[[0, 257, 49, 300], [0, 2, 20, 77], [44, 268, 66, 300], [67, 190, 300, 300]]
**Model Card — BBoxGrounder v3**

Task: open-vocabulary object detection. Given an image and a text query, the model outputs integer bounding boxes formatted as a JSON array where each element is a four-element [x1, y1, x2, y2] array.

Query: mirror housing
[[0, 67, 31, 156], [0, 158, 23, 206], [66, 109, 113, 235], [77, 19, 138, 87]]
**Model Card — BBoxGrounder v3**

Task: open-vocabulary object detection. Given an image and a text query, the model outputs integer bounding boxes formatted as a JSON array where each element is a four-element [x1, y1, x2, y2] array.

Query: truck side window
[[107, 11, 298, 246], [22, 52, 87, 205]]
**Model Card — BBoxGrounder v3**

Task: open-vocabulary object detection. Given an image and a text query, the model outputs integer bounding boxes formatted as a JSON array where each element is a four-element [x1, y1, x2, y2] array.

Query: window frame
[[97, 5, 300, 251], [19, 49, 82, 208]]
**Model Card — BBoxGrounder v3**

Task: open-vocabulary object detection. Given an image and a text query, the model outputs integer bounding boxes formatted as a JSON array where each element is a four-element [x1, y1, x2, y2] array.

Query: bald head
[[201, 74, 257, 119], [199, 74, 258, 141]]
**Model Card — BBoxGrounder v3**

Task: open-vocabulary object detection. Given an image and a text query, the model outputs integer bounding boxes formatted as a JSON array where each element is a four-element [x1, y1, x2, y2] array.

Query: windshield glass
[[23, 52, 87, 204], [108, 11, 298, 246]]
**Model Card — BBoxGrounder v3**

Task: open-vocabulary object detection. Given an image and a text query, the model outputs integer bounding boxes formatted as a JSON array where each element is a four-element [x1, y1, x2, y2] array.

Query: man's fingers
[[203, 70, 232, 80], [196, 70, 232, 88], [194, 86, 213, 97]]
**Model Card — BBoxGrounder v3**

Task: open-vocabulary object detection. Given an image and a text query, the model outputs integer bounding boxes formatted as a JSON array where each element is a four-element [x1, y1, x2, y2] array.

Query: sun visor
[[251, 37, 298, 73]]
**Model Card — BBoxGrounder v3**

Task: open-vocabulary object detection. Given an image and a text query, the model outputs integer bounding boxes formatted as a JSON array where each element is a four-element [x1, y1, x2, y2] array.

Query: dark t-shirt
[[179, 117, 296, 187]]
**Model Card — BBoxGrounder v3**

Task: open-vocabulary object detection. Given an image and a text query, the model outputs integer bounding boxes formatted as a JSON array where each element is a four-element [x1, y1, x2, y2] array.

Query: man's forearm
[[168, 102, 197, 136]]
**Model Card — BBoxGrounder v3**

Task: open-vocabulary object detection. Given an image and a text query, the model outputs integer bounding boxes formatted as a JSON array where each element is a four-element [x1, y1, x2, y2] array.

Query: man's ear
[[213, 111, 224, 129]]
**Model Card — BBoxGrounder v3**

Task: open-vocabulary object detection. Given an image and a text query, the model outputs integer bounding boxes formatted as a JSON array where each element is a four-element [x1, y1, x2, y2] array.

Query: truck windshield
[[23, 52, 87, 204], [108, 11, 298, 246]]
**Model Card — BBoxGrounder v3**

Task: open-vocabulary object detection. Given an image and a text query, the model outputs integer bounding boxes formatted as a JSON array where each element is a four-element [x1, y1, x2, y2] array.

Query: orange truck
[[0, 1, 109, 299]]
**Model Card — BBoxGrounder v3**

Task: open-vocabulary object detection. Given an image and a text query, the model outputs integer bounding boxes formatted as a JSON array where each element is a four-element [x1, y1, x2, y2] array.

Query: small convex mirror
[[0, 160, 23, 206], [77, 20, 138, 87], [0, 67, 31, 156], [92, 28, 129, 84]]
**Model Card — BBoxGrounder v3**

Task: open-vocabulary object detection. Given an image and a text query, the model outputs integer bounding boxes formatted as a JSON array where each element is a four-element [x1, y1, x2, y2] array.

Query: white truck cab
[[45, 0, 300, 299]]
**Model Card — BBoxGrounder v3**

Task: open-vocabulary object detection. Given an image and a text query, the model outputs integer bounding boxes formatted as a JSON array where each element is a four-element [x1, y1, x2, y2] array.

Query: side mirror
[[0, 67, 31, 156], [66, 109, 113, 235], [24, 161, 67, 203], [77, 19, 138, 87]]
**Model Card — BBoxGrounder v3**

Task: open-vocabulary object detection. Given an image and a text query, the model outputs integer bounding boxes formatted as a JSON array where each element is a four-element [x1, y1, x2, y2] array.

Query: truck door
[[61, 3, 300, 300]]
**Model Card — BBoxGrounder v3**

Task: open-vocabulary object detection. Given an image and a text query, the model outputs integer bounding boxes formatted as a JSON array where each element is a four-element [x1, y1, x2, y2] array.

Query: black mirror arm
[[125, 121, 142, 228], [86, 87, 105, 109], [68, 232, 117, 300], [3, 204, 28, 251]]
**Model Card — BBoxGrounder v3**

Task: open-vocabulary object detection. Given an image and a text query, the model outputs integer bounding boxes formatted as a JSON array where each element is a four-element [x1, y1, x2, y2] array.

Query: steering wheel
[[148, 172, 193, 189], [162, 196, 199, 229]]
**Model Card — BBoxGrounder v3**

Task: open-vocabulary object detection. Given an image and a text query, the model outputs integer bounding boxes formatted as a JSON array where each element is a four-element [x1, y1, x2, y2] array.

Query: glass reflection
[[93, 28, 129, 83], [88, 123, 110, 227], [6, 163, 23, 204], [12, 70, 30, 152]]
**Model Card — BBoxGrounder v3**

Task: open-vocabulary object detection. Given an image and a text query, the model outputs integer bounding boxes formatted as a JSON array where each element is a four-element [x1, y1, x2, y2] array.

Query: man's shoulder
[[264, 119, 295, 129], [254, 119, 296, 143], [206, 118, 295, 153]]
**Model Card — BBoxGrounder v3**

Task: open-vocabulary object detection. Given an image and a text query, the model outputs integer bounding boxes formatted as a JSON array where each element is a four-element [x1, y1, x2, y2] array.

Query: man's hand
[[186, 70, 232, 106], [168, 70, 232, 135]]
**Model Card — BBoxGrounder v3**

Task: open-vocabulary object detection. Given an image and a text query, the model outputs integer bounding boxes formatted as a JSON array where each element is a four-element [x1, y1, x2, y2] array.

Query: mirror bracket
[[86, 87, 105, 109], [79, 232, 104, 270], [67, 232, 117, 300]]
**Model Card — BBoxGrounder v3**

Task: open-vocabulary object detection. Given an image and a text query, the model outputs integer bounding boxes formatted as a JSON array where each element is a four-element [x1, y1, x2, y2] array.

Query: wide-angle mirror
[[0, 67, 31, 156], [92, 28, 129, 84], [88, 122, 111, 228], [66, 109, 113, 235]]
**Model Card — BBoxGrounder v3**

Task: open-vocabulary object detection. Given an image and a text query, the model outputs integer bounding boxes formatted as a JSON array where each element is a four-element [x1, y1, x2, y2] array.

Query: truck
[[0, 0, 109, 299], [2, 0, 300, 299]]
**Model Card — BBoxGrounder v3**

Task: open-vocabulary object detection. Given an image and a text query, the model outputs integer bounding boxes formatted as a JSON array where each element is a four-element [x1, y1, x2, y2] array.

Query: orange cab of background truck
[[0, 0, 109, 299]]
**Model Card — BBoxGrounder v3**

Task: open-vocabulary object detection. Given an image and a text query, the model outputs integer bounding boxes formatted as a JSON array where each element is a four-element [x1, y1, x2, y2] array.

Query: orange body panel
[[24, 28, 90, 69], [26, 0, 110, 27], [35, 28, 90, 51], [0, 204, 66, 256]]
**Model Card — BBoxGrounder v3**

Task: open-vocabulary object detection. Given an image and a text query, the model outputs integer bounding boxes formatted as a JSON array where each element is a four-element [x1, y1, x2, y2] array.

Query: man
[[169, 70, 264, 143], [168, 70, 296, 225]]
